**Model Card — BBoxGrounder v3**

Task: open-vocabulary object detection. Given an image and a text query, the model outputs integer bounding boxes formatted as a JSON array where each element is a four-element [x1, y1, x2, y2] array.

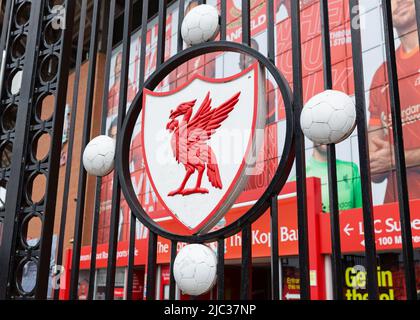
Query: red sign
[[320, 200, 420, 253]]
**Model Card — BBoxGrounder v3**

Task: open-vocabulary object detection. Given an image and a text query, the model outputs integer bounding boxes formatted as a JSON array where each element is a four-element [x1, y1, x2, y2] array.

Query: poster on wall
[[97, 0, 420, 242]]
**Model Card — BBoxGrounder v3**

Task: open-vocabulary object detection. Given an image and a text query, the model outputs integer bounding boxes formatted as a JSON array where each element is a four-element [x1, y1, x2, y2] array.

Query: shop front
[[60, 178, 420, 300]]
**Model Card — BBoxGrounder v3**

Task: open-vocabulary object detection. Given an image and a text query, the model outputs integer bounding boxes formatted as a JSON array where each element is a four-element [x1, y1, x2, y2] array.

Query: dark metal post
[[54, 0, 88, 300], [88, 0, 116, 300], [241, 224, 252, 300], [169, 240, 177, 300], [241, 0, 250, 45], [381, 0, 416, 300], [177, 0, 185, 52], [105, 0, 134, 300], [126, 0, 149, 300], [216, 238, 225, 300], [220, 0, 227, 41], [290, 0, 311, 300], [270, 196, 280, 300], [146, 231, 158, 300], [349, 0, 379, 300], [320, 0, 344, 300], [69, 0, 102, 300]]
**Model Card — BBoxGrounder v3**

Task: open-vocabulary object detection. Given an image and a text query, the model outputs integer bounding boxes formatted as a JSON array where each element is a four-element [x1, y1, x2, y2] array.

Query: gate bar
[[146, 231, 158, 300], [240, 224, 252, 300], [157, 0, 168, 67], [177, 0, 185, 52], [266, 0, 280, 301], [69, 0, 102, 300], [220, 0, 227, 41], [217, 238, 225, 300], [126, 0, 150, 300], [241, 0, 250, 46], [88, 0, 116, 300], [105, 0, 134, 300], [0, 0, 44, 299], [416, 0, 420, 47], [239, 0, 252, 301], [169, 240, 177, 300], [381, 0, 417, 300], [54, 0, 88, 300], [0, 0, 12, 83], [37, 0, 76, 298], [290, 0, 311, 300], [144, 0, 168, 301], [320, 0, 344, 300], [270, 195, 280, 300], [349, 0, 379, 300]]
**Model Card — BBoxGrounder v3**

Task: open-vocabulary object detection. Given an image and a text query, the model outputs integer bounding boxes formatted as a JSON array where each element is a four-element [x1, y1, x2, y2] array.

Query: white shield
[[141, 63, 266, 234]]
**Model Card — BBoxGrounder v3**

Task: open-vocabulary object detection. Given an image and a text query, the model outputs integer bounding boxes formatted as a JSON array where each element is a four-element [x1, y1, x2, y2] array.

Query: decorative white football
[[173, 244, 217, 296], [300, 90, 356, 145], [83, 135, 116, 176], [181, 4, 220, 46]]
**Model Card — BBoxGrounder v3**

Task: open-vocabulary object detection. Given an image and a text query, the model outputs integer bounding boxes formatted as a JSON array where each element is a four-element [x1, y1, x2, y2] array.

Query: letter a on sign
[[141, 63, 266, 234]]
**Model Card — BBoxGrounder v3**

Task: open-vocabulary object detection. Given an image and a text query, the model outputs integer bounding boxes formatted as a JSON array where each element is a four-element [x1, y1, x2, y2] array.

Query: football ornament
[[300, 90, 356, 145], [181, 4, 220, 46], [83, 135, 116, 177], [173, 244, 217, 296]]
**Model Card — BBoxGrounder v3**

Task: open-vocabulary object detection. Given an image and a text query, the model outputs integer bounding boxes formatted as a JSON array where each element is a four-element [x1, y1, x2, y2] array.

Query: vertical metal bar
[[0, 0, 12, 80], [177, 0, 185, 52], [126, 214, 136, 300], [146, 231, 157, 300], [216, 238, 224, 300], [87, 2, 113, 301], [241, 0, 250, 45], [105, 0, 133, 300], [169, 240, 177, 300], [69, 0, 102, 300], [270, 196, 280, 300], [415, 0, 420, 48], [36, 0, 76, 299], [320, 0, 344, 300], [349, 0, 379, 300], [54, 0, 88, 300], [126, 0, 149, 301], [156, 0, 167, 66], [290, 0, 311, 300], [381, 0, 416, 300], [138, 0, 149, 88], [326, 146, 344, 299], [220, 0, 227, 41], [267, 0, 279, 301], [240, 224, 252, 300], [0, 0, 44, 300], [267, 0, 275, 62], [87, 0, 115, 301], [268, 196, 280, 300], [143, 0, 167, 301]]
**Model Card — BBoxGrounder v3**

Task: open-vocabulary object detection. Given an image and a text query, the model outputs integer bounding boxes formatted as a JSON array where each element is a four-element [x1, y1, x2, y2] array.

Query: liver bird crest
[[166, 91, 241, 196]]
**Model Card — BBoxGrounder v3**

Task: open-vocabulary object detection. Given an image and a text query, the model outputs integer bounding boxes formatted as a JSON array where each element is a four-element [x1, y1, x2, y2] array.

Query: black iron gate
[[0, 0, 418, 300]]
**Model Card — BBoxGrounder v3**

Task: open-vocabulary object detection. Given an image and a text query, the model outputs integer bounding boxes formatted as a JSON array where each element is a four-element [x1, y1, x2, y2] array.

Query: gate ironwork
[[0, 0, 418, 300]]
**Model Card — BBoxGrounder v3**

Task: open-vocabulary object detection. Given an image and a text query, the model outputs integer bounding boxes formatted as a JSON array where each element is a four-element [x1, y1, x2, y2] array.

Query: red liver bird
[[166, 91, 241, 197]]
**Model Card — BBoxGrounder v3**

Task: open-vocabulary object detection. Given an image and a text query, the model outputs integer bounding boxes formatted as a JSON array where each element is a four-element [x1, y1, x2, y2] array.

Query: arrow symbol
[[360, 240, 365, 247], [344, 223, 354, 236], [285, 293, 300, 300]]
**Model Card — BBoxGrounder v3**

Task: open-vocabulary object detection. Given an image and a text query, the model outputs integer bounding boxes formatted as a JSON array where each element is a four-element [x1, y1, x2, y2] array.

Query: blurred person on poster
[[301, 144, 362, 213], [368, 0, 420, 203], [107, 51, 137, 119]]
